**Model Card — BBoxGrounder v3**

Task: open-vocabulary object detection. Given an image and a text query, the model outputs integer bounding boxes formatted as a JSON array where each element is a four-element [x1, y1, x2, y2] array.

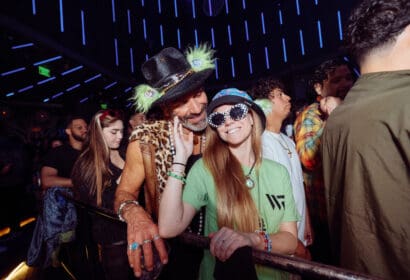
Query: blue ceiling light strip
[[194, 29, 199, 47], [208, 0, 213, 16], [81, 10, 86, 45], [126, 102, 132, 108], [127, 9, 132, 34], [264, 46, 270, 69], [66, 83, 81, 92], [227, 25, 232, 45], [80, 97, 89, 103], [130, 48, 135, 73], [84, 73, 102, 83], [230, 56, 235, 78], [124, 87, 132, 93], [191, 0, 196, 19], [6, 92, 15, 97], [33, 56, 62, 66], [104, 81, 117, 90], [160, 25, 164, 46], [337, 11, 343, 40], [174, 0, 178, 17], [211, 27, 216, 48], [225, 0, 229, 14], [244, 20, 249, 41], [158, 0, 162, 14], [61, 65, 84, 76], [114, 38, 119, 66], [141, 0, 145, 7], [143, 19, 147, 40], [18, 85, 34, 93], [32, 0, 36, 15], [37, 76, 56, 85], [278, 9, 283, 25], [52, 92, 64, 99], [299, 29, 305, 55], [260, 12, 266, 35], [177, 28, 181, 49], [317, 20, 323, 48], [111, 0, 116, 23], [1, 67, 26, 76], [296, 0, 300, 16], [145, 54, 149, 61], [281, 38, 288, 62], [12, 43, 34, 49], [59, 0, 64, 32], [43, 98, 50, 103], [215, 60, 219, 80], [242, 0, 246, 10], [315, 0, 319, 5], [248, 52, 253, 74]]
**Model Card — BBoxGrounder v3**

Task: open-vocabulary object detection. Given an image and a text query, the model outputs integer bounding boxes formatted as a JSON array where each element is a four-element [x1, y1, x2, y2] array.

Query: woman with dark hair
[[159, 88, 299, 279], [71, 109, 134, 279]]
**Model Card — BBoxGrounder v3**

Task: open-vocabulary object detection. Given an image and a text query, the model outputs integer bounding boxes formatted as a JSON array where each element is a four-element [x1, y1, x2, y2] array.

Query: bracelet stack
[[167, 171, 186, 184], [117, 200, 139, 222], [256, 230, 272, 252]]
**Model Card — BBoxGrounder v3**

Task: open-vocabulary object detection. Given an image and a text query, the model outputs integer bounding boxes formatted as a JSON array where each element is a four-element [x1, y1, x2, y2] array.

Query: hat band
[[159, 69, 194, 93]]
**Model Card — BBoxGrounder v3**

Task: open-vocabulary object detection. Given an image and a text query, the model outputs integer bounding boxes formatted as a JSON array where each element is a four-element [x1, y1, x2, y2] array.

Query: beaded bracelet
[[167, 171, 186, 184], [170, 167, 186, 177], [173, 162, 186, 167], [256, 230, 272, 252], [117, 200, 139, 222]]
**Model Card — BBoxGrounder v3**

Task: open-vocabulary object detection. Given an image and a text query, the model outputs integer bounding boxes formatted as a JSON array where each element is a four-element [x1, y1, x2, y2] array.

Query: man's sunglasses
[[207, 103, 249, 128]]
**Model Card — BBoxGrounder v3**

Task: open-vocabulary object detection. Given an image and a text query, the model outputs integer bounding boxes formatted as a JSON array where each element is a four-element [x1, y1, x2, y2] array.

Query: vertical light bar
[[143, 18, 147, 40], [244, 20, 249, 41], [281, 38, 288, 62], [260, 12, 266, 35], [81, 10, 86, 45], [317, 20, 323, 48], [315, 0, 318, 5], [32, 0, 36, 15], [174, 0, 178, 17], [230, 56, 235, 78], [160, 25, 164, 46], [227, 25, 232, 46], [247, 52, 253, 74], [194, 29, 199, 47], [59, 0, 64, 32], [264, 46, 270, 69], [141, 0, 145, 7], [177, 28, 181, 49], [337, 10, 343, 40], [225, 0, 229, 14], [208, 0, 213, 16], [145, 54, 149, 61], [242, 0, 246, 10], [295, 0, 300, 16], [127, 9, 132, 34], [211, 27, 216, 48], [299, 29, 305, 55], [215, 60, 219, 79], [158, 0, 162, 14], [278, 9, 283, 25], [111, 0, 116, 23], [114, 38, 119, 66], [191, 0, 196, 19], [130, 47, 134, 73]]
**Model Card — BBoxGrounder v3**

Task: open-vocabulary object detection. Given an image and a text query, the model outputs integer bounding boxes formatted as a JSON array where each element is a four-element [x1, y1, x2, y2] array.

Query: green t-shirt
[[183, 158, 300, 280]]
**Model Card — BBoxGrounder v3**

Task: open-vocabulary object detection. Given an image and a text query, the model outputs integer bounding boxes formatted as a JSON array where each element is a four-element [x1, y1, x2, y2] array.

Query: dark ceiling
[[0, 0, 358, 115]]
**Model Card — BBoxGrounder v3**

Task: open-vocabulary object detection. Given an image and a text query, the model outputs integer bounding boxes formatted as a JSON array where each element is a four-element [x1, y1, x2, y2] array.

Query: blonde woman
[[159, 88, 299, 279]]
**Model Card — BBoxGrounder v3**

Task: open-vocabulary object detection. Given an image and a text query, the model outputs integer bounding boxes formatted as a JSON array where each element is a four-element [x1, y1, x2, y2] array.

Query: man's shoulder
[[129, 120, 169, 142]]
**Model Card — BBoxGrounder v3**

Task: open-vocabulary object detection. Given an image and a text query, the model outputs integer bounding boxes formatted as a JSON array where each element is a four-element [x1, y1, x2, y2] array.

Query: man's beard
[[72, 133, 86, 142], [181, 117, 208, 132]]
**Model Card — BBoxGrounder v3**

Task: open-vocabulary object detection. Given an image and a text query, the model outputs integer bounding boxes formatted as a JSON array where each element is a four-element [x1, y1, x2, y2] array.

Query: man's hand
[[125, 205, 168, 277]]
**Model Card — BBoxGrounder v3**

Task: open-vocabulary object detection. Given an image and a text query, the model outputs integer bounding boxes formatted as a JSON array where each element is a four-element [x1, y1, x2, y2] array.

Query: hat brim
[[148, 68, 214, 112], [207, 95, 266, 131]]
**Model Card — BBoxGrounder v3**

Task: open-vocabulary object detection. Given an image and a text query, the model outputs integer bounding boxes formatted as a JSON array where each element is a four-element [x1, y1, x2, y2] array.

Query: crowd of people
[[1, 0, 408, 279]]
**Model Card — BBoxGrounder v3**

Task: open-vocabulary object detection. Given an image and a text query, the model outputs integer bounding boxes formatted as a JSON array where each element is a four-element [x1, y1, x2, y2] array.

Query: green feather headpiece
[[254, 99, 272, 116]]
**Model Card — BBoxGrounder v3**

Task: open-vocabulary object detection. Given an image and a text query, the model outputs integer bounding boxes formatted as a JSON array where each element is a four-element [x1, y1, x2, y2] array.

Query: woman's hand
[[209, 227, 261, 262], [172, 116, 193, 164]]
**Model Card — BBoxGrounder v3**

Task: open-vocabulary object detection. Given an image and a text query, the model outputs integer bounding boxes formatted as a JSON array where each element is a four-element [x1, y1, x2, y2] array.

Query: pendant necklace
[[245, 159, 257, 189], [277, 134, 292, 158]]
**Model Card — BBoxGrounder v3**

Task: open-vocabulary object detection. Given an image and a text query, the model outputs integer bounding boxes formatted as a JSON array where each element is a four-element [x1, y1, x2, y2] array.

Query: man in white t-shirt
[[251, 77, 312, 259]]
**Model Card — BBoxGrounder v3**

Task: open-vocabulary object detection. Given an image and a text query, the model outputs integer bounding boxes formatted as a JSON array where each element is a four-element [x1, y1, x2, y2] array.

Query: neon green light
[[38, 66, 51, 77]]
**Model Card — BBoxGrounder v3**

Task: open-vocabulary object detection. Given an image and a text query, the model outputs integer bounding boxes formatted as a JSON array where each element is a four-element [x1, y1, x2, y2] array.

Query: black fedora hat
[[131, 44, 215, 114]]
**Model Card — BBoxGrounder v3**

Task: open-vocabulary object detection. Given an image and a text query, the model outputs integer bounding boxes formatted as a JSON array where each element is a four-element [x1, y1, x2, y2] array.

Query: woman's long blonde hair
[[203, 109, 263, 232]]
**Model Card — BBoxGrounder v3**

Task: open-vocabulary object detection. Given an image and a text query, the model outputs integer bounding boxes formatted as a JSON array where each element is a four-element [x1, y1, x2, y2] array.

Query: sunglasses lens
[[209, 113, 225, 127], [230, 105, 247, 121]]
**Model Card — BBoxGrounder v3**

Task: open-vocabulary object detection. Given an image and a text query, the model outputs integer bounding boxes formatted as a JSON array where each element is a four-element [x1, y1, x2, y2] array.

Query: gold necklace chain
[[276, 133, 292, 158]]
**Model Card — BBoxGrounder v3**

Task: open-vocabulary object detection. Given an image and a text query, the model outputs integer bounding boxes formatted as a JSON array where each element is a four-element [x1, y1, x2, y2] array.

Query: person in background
[[250, 77, 312, 260], [322, 0, 410, 278], [114, 44, 216, 278], [159, 88, 299, 280], [293, 58, 354, 264], [128, 111, 146, 134], [71, 109, 132, 279]]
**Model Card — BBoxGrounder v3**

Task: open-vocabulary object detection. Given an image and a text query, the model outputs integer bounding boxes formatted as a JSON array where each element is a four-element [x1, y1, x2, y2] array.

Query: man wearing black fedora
[[114, 44, 215, 278]]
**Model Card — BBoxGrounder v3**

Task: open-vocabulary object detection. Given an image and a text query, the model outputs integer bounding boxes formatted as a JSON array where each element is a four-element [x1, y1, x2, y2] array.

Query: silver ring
[[143, 239, 152, 244], [153, 234, 161, 241], [128, 242, 139, 251]]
